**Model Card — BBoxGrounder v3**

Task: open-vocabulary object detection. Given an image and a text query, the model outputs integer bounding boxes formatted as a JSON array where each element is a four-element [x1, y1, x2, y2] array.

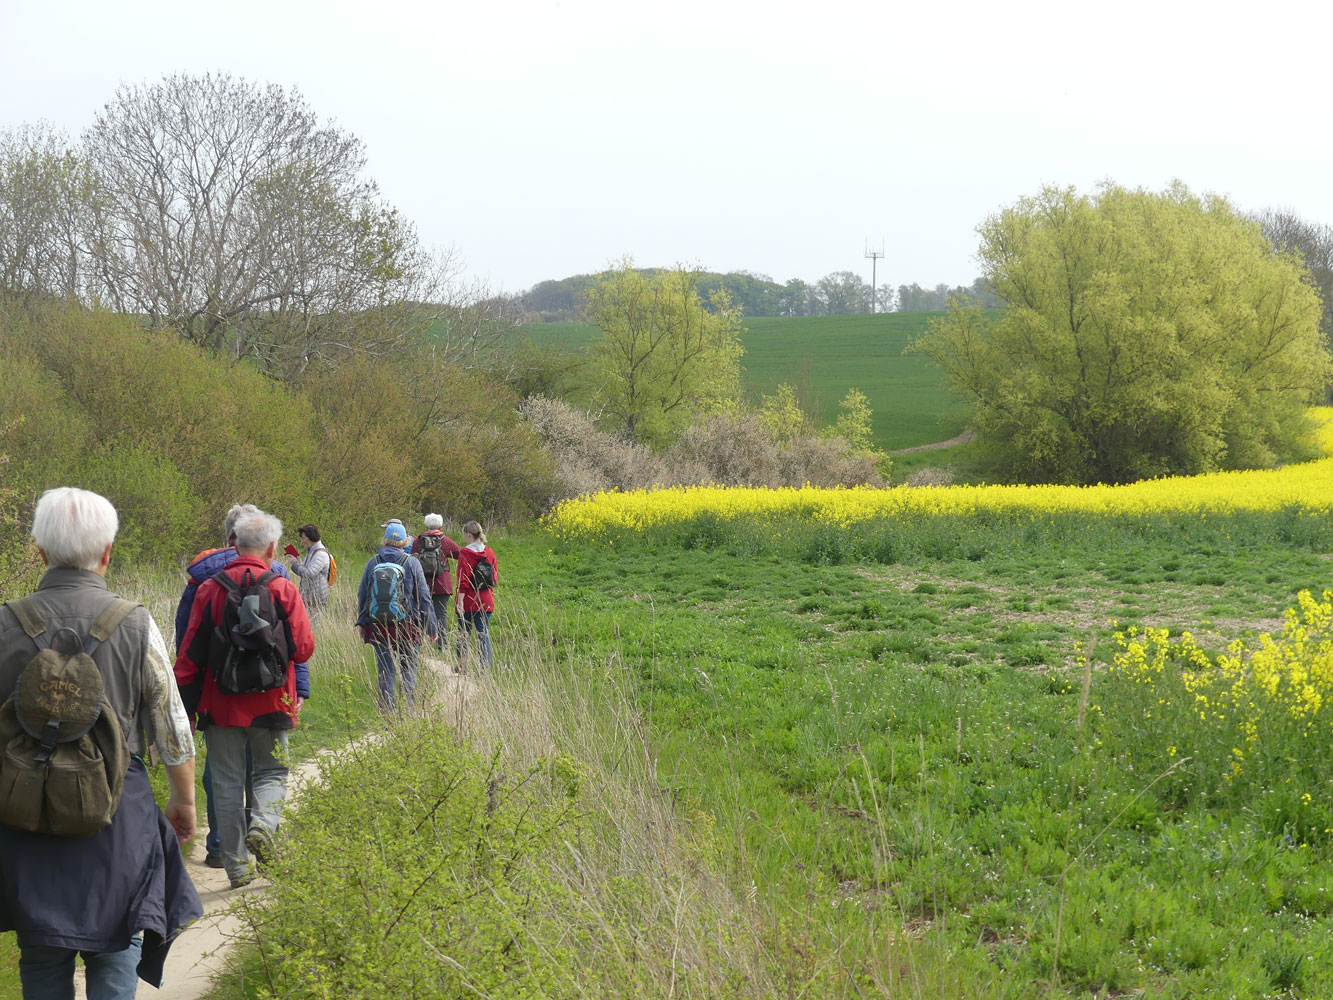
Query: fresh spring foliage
[[517, 311, 969, 452], [0, 298, 554, 583], [228, 720, 584, 999], [587, 261, 744, 448], [913, 181, 1332, 483]]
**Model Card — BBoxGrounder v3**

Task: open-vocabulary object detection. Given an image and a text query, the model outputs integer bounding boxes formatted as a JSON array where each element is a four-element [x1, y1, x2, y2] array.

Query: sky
[[3, 0, 1331, 297]]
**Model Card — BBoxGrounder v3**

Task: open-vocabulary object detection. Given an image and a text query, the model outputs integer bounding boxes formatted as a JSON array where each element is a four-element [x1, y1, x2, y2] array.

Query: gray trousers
[[204, 727, 289, 881]]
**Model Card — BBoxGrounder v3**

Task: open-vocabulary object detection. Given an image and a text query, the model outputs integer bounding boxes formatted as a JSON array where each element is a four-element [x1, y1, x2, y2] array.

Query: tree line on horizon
[[520, 269, 1002, 320]]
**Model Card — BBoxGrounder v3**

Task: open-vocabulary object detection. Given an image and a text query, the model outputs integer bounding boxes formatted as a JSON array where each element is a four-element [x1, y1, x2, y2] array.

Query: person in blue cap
[[354, 520, 436, 710]]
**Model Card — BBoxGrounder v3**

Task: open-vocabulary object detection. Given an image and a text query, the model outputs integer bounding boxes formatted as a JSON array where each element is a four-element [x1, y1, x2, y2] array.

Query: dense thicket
[[0, 299, 553, 586]]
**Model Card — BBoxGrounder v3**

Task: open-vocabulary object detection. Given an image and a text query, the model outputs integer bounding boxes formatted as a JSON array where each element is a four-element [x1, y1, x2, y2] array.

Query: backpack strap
[[211, 570, 241, 593], [85, 598, 139, 656], [4, 595, 138, 656], [5, 597, 47, 646]]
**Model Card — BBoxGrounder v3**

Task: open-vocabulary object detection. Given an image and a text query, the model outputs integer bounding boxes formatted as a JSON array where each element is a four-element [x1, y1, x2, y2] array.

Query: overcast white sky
[[3, 0, 1330, 295]]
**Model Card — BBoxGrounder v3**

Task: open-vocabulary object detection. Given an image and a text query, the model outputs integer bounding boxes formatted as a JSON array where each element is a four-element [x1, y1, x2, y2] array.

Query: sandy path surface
[[81, 655, 476, 1000]]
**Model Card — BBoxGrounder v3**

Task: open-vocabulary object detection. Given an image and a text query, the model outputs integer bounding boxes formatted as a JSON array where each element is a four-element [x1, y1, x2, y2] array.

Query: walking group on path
[[0, 487, 499, 999]]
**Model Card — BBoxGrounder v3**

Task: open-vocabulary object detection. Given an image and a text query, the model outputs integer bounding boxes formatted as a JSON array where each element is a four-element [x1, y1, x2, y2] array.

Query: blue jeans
[[429, 594, 451, 651], [19, 933, 142, 999], [203, 747, 253, 856], [457, 610, 492, 670], [373, 633, 420, 710], [204, 727, 290, 883]]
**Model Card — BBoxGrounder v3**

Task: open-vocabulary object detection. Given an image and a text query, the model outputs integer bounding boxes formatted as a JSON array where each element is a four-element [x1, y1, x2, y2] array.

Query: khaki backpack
[[0, 597, 137, 837]]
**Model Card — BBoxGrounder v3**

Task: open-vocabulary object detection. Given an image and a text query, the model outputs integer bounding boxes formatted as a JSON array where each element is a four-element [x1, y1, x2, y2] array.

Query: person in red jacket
[[410, 513, 461, 653], [454, 520, 498, 672], [175, 510, 315, 889]]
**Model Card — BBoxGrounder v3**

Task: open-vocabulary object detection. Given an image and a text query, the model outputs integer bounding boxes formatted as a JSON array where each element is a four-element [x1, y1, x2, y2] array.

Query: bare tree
[[75, 73, 476, 378]]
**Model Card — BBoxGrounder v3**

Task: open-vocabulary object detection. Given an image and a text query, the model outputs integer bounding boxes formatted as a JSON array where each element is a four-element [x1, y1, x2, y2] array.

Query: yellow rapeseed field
[[546, 407, 1333, 539]]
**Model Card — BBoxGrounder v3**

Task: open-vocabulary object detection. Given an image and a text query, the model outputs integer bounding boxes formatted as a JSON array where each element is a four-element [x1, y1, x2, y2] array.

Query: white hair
[[224, 503, 262, 544], [423, 513, 443, 529], [233, 512, 282, 555], [31, 487, 119, 570]]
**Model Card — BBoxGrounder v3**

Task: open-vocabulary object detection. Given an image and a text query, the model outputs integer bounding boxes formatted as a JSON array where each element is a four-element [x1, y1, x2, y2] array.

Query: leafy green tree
[[832, 388, 875, 453], [759, 383, 809, 444], [912, 182, 1332, 483], [586, 261, 744, 447]]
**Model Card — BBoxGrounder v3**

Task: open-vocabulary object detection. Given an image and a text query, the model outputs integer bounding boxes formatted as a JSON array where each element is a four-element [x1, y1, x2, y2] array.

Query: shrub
[[669, 411, 779, 486], [235, 720, 583, 999], [14, 303, 317, 542], [520, 395, 680, 499], [778, 433, 884, 487], [525, 397, 885, 500]]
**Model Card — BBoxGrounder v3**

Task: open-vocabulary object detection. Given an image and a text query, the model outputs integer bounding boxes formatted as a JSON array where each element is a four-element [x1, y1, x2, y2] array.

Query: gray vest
[[0, 568, 151, 758]]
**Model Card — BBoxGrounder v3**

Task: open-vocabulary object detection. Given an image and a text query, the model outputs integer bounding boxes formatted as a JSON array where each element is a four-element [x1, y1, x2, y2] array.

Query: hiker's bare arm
[[164, 760, 196, 843]]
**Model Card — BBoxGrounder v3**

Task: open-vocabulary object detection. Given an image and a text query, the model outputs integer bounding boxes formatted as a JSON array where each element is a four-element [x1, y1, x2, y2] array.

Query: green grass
[[491, 510, 1333, 996], [515, 313, 971, 451]]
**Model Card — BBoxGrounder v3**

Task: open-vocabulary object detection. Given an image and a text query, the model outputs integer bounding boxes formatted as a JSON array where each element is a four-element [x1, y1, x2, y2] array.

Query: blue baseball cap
[[383, 523, 408, 543]]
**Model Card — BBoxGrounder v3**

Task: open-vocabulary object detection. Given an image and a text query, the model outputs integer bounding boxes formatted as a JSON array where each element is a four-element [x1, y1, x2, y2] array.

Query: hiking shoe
[[204, 851, 225, 869], [228, 871, 257, 890], [246, 827, 274, 868]]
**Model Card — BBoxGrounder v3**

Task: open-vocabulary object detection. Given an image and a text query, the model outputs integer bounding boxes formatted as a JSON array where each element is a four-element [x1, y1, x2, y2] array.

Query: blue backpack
[[369, 554, 409, 624]]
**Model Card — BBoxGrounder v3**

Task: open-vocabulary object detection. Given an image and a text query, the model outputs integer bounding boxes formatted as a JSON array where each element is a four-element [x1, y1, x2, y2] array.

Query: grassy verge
[[204, 585, 831, 998]]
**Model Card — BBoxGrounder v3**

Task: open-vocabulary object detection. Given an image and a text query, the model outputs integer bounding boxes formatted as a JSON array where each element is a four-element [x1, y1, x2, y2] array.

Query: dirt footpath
[[120, 655, 475, 1000]]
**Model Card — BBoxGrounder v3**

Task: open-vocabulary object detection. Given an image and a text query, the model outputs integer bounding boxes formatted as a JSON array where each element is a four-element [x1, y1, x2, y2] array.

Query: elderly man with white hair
[[0, 487, 201, 999], [175, 509, 315, 889], [410, 512, 461, 652]]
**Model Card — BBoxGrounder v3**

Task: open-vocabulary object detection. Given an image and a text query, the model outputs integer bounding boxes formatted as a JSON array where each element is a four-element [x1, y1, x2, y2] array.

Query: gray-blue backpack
[[369, 554, 409, 624]]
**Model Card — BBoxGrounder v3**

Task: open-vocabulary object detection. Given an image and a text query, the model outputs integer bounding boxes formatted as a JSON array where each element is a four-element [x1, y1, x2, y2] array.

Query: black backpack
[[470, 555, 495, 592], [417, 533, 444, 580], [210, 570, 290, 695], [0, 596, 135, 837]]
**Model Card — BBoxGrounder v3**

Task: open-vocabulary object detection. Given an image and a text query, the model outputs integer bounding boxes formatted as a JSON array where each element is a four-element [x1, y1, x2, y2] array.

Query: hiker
[[285, 523, 331, 625], [0, 487, 202, 999], [175, 510, 316, 889], [175, 502, 306, 870], [410, 513, 461, 652], [356, 520, 437, 710], [455, 520, 498, 672]]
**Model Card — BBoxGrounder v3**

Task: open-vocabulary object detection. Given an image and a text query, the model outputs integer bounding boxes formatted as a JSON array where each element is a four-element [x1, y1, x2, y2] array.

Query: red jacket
[[411, 529, 462, 595], [175, 555, 316, 729], [456, 545, 498, 613]]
